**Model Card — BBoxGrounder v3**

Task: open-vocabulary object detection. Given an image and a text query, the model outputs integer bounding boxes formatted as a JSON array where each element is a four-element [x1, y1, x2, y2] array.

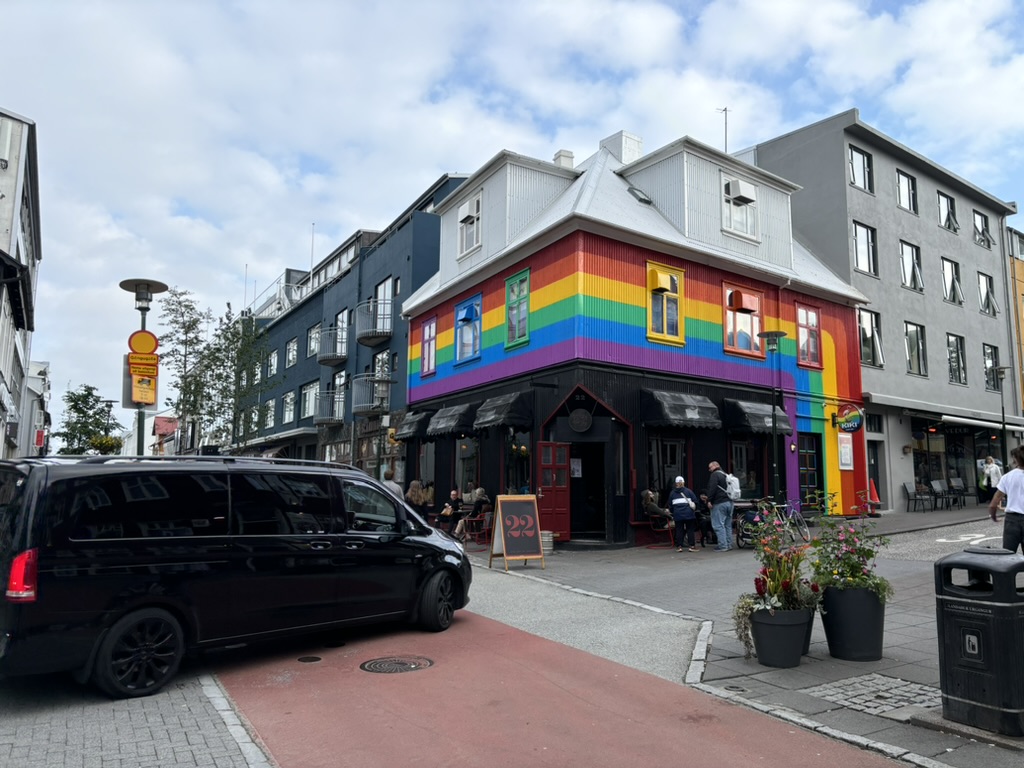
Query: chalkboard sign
[[488, 495, 546, 571]]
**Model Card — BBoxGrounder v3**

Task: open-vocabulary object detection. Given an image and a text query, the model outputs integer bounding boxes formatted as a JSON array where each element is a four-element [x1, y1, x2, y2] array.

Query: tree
[[158, 287, 212, 451], [52, 384, 125, 455]]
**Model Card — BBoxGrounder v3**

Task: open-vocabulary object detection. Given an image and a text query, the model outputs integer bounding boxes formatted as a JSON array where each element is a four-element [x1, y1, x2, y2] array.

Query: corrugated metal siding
[[506, 162, 575, 242], [625, 154, 687, 233]]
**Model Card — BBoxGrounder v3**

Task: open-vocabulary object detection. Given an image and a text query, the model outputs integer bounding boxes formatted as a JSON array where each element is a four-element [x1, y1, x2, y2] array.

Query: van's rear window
[[0, 469, 27, 552]]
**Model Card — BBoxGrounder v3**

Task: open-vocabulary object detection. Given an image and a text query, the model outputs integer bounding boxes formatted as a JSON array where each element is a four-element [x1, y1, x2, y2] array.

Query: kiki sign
[[834, 403, 865, 433]]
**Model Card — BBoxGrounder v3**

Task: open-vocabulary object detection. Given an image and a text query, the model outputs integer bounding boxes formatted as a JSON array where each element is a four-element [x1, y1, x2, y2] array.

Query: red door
[[537, 442, 571, 542]]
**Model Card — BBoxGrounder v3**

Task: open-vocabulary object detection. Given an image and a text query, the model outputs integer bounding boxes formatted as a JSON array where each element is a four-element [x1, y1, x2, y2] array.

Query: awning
[[473, 392, 533, 430], [723, 398, 793, 435], [641, 390, 721, 429], [394, 411, 433, 441], [261, 445, 290, 458], [426, 403, 480, 438], [941, 415, 1004, 431]]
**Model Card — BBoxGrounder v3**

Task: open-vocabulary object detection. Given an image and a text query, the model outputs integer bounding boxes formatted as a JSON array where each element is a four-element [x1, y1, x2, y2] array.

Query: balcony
[[317, 325, 348, 365], [313, 391, 346, 426], [351, 372, 392, 417], [355, 299, 393, 346]]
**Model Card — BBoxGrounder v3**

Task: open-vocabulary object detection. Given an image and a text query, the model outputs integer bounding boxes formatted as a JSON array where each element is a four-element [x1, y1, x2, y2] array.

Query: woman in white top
[[989, 446, 1024, 555], [981, 456, 1003, 503]]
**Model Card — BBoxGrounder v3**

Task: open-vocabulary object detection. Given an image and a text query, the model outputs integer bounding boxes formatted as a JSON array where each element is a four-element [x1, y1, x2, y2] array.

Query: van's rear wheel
[[92, 608, 184, 698], [418, 571, 455, 632]]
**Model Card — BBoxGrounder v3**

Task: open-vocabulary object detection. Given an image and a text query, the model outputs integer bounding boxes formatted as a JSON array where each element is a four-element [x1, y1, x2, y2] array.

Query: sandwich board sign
[[488, 495, 545, 572]]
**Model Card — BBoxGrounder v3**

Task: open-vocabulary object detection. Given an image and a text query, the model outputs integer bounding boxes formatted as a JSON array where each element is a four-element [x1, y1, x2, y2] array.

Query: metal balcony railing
[[313, 391, 346, 425], [355, 299, 393, 345], [317, 325, 348, 365], [351, 372, 391, 416]]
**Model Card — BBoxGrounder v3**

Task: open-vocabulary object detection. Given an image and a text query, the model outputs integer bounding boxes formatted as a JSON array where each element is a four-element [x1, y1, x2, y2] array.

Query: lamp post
[[100, 399, 116, 437], [996, 366, 1011, 465], [119, 278, 168, 456], [758, 330, 788, 502]]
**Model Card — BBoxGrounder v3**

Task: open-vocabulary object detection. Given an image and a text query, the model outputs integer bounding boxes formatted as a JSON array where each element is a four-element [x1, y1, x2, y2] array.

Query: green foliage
[[52, 384, 124, 454], [810, 514, 894, 603]]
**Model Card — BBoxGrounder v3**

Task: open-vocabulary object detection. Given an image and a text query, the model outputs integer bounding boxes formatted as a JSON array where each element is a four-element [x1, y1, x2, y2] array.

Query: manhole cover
[[802, 673, 941, 714], [360, 656, 434, 674]]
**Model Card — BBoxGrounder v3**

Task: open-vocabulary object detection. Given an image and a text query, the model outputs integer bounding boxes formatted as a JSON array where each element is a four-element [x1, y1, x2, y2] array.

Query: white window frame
[[300, 382, 317, 419], [286, 338, 298, 367], [899, 241, 924, 291], [264, 398, 275, 429], [421, 317, 437, 376], [721, 174, 758, 238], [282, 391, 296, 423], [267, 350, 278, 377], [307, 323, 321, 357], [458, 193, 482, 255]]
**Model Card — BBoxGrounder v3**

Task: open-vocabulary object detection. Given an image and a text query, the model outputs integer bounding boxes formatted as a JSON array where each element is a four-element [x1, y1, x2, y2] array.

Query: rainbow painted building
[[399, 131, 869, 545]]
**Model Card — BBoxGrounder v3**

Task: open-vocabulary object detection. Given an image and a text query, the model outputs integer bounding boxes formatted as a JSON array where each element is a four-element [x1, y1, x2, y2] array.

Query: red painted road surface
[[216, 612, 903, 768]]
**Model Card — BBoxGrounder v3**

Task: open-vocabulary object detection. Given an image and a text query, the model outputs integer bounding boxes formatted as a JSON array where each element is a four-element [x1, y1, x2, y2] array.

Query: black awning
[[723, 398, 793, 435], [426, 403, 480, 438], [641, 390, 721, 429], [473, 392, 533, 431], [0, 251, 33, 331], [394, 411, 433, 441]]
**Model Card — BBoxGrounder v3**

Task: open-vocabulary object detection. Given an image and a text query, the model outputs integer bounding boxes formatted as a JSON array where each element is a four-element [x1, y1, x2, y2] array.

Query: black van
[[0, 456, 472, 698]]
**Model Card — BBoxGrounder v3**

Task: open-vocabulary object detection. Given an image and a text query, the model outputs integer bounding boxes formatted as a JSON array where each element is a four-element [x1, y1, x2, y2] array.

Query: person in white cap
[[668, 475, 701, 552]]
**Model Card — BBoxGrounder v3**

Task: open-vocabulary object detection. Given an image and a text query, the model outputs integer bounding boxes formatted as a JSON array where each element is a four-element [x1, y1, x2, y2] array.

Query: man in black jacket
[[702, 460, 733, 551]]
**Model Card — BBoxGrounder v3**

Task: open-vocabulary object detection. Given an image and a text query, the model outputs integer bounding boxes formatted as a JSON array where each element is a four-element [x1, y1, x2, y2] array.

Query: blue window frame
[[455, 295, 482, 364]]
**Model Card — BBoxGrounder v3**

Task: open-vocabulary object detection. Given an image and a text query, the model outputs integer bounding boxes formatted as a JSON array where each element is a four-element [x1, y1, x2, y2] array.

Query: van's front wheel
[[418, 572, 455, 632], [92, 608, 184, 698]]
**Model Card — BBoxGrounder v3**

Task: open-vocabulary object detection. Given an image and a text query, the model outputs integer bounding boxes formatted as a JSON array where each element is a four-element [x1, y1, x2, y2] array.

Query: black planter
[[803, 609, 815, 655], [750, 608, 813, 668], [820, 586, 885, 661]]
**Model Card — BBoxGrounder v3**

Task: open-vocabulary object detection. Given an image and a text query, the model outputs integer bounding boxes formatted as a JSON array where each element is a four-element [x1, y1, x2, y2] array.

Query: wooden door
[[537, 441, 571, 541]]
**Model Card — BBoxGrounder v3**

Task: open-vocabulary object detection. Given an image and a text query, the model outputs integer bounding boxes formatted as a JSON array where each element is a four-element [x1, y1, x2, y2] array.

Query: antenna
[[310, 222, 315, 272], [243, 263, 248, 307], [717, 107, 729, 153]]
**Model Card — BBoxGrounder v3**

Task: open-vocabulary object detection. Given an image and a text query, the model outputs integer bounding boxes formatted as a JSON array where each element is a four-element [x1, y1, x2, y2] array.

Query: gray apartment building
[[746, 108, 1022, 510]]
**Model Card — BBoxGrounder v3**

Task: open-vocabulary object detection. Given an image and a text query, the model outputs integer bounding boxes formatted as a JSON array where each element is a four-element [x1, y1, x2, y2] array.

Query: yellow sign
[[128, 353, 159, 366], [131, 374, 157, 405], [128, 364, 158, 377], [128, 330, 159, 354]]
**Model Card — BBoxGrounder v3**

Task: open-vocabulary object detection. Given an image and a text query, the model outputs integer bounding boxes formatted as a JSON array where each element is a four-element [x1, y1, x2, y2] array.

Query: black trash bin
[[935, 546, 1024, 736]]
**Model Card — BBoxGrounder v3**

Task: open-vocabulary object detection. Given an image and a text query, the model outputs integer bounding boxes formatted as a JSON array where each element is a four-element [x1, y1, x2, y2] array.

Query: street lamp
[[996, 366, 1011, 465], [758, 330, 788, 502], [100, 399, 116, 437], [119, 278, 168, 456]]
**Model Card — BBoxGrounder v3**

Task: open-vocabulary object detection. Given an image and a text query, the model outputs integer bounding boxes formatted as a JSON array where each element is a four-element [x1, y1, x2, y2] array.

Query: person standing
[[981, 456, 1003, 503], [405, 480, 427, 518], [703, 461, 733, 551], [382, 468, 403, 498], [668, 475, 701, 552], [989, 445, 1024, 554]]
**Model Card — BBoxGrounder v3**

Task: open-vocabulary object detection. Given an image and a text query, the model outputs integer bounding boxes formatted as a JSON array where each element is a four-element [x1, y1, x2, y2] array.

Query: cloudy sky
[[6, 0, 1024, 436]]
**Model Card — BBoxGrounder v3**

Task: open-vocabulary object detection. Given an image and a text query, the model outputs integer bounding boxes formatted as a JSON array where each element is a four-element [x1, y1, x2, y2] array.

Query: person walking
[[668, 475, 701, 552], [989, 445, 1024, 554], [382, 469, 403, 498], [981, 455, 1003, 503], [702, 461, 733, 551]]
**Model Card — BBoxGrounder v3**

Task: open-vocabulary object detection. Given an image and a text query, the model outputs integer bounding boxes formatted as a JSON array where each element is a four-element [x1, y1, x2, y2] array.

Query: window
[[947, 334, 967, 385], [866, 413, 884, 433], [232, 473, 332, 536], [897, 170, 918, 213], [455, 295, 482, 363], [722, 174, 758, 237], [286, 338, 298, 367], [506, 270, 530, 347], [647, 264, 683, 343], [374, 279, 393, 334], [978, 272, 999, 315], [853, 221, 877, 275], [282, 391, 295, 423], [341, 480, 400, 534], [973, 210, 994, 248], [848, 145, 873, 192], [796, 304, 821, 366], [252, 362, 260, 385], [983, 344, 1001, 390], [264, 398, 275, 429], [331, 371, 346, 420], [334, 309, 348, 355], [904, 322, 927, 376], [724, 286, 763, 355], [420, 317, 437, 376], [307, 323, 321, 357], [458, 193, 482, 255], [899, 241, 924, 291], [858, 309, 884, 367], [300, 382, 317, 419], [938, 191, 960, 232], [942, 258, 964, 304], [267, 350, 278, 377]]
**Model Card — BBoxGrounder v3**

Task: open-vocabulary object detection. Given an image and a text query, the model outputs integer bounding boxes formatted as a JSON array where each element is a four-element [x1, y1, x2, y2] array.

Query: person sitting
[[455, 487, 491, 541], [642, 489, 674, 530], [438, 488, 463, 535]]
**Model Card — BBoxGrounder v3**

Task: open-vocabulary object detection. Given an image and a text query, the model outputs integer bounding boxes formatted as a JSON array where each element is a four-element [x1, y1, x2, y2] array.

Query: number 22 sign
[[489, 495, 546, 571]]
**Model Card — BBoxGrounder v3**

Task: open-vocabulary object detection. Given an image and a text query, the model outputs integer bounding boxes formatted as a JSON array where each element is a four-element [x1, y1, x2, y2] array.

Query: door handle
[[309, 540, 333, 550], [344, 541, 365, 550]]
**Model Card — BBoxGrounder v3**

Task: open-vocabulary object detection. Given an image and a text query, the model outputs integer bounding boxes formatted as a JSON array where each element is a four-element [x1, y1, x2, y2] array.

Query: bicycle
[[772, 498, 811, 543]]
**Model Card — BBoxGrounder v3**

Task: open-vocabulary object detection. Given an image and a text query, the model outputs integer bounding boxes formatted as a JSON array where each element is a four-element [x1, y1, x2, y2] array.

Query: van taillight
[[6, 548, 38, 602]]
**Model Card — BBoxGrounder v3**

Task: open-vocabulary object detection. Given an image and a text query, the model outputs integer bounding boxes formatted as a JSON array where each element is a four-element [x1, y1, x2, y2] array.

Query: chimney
[[599, 131, 643, 164], [553, 149, 574, 169]]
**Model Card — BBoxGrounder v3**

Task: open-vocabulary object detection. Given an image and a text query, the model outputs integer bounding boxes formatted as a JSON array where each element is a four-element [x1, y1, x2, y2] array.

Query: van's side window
[[341, 481, 400, 533], [232, 473, 332, 535], [67, 472, 230, 540]]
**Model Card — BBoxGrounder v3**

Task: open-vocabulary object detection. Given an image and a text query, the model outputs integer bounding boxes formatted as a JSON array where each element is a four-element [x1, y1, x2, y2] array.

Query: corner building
[[401, 132, 868, 546]]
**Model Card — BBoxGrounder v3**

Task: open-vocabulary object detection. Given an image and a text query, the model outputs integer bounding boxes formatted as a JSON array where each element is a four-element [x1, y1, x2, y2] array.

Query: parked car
[[0, 456, 471, 698]]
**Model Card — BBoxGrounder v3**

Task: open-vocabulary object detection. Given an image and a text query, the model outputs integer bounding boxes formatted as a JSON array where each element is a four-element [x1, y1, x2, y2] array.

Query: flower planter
[[750, 608, 813, 668], [820, 586, 885, 661]]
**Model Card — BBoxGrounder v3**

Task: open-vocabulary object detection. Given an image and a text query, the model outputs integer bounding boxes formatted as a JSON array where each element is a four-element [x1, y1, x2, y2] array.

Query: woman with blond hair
[[405, 480, 427, 518]]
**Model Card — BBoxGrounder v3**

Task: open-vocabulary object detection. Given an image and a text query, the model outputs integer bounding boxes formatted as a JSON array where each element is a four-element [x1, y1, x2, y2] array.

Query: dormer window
[[458, 193, 482, 255], [722, 174, 758, 238]]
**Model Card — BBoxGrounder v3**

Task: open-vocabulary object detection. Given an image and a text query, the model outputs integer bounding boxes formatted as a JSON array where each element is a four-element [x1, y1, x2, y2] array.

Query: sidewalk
[[459, 500, 1024, 768]]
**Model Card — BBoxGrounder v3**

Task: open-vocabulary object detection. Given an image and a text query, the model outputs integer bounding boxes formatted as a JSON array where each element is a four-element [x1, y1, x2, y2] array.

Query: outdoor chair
[[947, 477, 967, 509], [903, 482, 929, 513], [646, 518, 675, 549], [464, 504, 493, 546], [930, 480, 952, 510]]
